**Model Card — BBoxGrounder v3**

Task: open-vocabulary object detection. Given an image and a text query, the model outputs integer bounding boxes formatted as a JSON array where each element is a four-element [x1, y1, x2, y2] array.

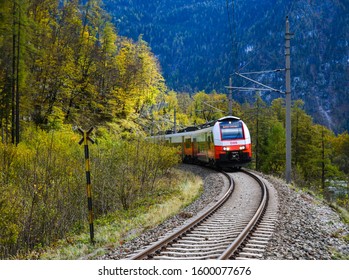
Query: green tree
[[292, 100, 314, 169], [260, 121, 286, 175], [113, 37, 165, 119], [243, 94, 269, 171], [332, 132, 349, 175]]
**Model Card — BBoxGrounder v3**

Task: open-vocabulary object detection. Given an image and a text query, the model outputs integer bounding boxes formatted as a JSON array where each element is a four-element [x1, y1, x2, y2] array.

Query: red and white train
[[158, 116, 252, 168]]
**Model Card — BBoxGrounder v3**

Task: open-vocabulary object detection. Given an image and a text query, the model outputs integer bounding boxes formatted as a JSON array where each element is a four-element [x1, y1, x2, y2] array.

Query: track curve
[[129, 169, 273, 260]]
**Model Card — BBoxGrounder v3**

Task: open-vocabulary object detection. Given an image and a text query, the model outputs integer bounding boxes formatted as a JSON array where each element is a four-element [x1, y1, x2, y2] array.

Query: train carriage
[[155, 116, 252, 168]]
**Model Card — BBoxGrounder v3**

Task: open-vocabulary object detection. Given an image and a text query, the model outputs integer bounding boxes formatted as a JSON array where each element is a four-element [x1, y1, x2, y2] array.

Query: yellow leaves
[[46, 106, 65, 130], [0, 121, 183, 257], [165, 91, 179, 110], [111, 38, 165, 118], [1, 0, 166, 128], [0, 182, 21, 246], [116, 40, 134, 77], [82, 30, 90, 41], [0, 124, 87, 257], [101, 22, 117, 56], [95, 137, 180, 210]]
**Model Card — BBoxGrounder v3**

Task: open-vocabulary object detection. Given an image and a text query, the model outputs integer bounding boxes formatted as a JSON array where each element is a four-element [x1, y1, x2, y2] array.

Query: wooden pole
[[79, 127, 95, 243]]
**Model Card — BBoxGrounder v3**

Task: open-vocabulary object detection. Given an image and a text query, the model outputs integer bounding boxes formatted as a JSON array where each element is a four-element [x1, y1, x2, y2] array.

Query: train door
[[206, 132, 214, 166], [181, 136, 185, 161], [203, 133, 209, 162], [183, 137, 192, 162], [192, 138, 197, 160]]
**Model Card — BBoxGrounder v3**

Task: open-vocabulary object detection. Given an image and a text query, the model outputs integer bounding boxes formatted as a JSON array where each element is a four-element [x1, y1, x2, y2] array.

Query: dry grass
[[34, 169, 203, 260]]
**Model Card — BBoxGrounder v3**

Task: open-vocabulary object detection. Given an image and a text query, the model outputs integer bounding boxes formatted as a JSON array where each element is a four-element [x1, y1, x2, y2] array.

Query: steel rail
[[129, 170, 234, 260], [218, 170, 268, 259]]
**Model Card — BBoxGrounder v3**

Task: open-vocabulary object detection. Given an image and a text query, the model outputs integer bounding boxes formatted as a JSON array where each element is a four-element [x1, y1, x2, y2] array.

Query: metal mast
[[228, 76, 233, 115], [285, 16, 292, 183]]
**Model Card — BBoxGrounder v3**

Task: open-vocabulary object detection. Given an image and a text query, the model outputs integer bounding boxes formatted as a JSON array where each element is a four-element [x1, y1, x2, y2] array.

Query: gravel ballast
[[99, 165, 349, 260], [259, 174, 349, 259]]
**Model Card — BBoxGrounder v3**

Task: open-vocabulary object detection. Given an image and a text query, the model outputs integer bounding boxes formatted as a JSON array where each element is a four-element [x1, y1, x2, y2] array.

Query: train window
[[220, 121, 244, 140]]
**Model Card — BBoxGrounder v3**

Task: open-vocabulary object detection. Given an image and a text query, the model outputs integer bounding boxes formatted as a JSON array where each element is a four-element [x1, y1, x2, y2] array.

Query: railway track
[[129, 169, 277, 260]]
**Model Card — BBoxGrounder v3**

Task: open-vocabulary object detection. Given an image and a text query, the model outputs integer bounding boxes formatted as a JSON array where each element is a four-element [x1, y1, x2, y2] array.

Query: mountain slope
[[104, 0, 348, 133]]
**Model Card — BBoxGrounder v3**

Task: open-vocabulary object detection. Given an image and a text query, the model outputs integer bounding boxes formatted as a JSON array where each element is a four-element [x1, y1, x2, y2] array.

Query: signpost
[[78, 127, 95, 243]]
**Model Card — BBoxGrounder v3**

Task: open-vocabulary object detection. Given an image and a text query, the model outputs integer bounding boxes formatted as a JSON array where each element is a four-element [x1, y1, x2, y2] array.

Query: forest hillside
[[104, 0, 349, 133]]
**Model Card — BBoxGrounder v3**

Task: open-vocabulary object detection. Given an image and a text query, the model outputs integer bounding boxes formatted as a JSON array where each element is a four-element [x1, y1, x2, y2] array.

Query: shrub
[[0, 125, 179, 258]]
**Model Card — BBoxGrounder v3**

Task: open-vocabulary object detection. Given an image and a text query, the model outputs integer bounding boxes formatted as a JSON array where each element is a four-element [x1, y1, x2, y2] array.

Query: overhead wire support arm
[[202, 101, 226, 113], [233, 72, 285, 93], [238, 69, 285, 75], [225, 86, 280, 92]]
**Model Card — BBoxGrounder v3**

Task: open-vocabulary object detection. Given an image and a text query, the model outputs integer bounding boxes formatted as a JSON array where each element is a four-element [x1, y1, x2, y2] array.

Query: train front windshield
[[220, 121, 244, 140]]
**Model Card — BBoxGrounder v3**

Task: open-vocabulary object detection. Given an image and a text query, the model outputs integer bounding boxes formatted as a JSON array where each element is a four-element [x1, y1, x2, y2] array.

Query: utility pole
[[228, 76, 233, 115], [285, 16, 293, 184], [255, 91, 261, 171]]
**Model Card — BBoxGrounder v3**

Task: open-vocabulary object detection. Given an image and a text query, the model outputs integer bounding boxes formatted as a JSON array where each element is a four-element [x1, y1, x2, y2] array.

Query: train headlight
[[239, 145, 246, 150], [223, 147, 230, 151]]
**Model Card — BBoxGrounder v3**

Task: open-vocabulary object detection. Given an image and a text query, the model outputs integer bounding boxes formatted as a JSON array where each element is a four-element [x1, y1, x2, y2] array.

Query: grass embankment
[[29, 169, 203, 260]]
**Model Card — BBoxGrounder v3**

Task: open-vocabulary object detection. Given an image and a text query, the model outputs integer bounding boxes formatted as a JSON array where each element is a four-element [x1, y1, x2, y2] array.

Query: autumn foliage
[[0, 1, 348, 259], [0, 125, 179, 258]]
